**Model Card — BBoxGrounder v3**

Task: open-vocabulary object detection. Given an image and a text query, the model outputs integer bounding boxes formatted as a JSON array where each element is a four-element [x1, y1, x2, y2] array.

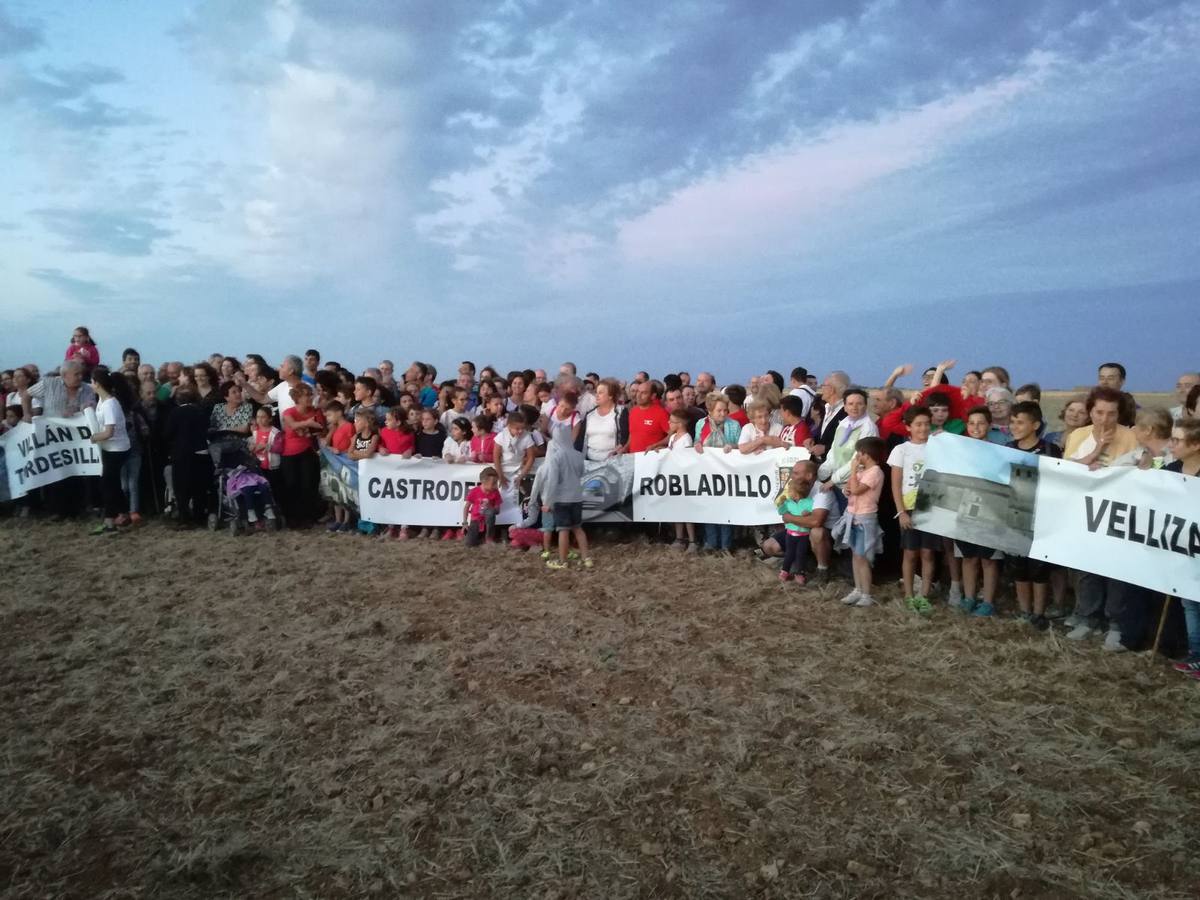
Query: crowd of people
[[4, 327, 1200, 675]]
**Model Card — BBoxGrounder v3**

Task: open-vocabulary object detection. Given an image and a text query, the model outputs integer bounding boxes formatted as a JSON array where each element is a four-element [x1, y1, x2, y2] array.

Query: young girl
[[836, 437, 886, 608], [1167, 421, 1200, 679], [377, 407, 414, 539], [250, 406, 283, 475], [953, 406, 1003, 616], [776, 477, 814, 585], [548, 389, 582, 445], [414, 408, 447, 458], [486, 395, 508, 433], [88, 369, 132, 535], [666, 408, 698, 552], [443, 417, 472, 463], [468, 414, 496, 463]]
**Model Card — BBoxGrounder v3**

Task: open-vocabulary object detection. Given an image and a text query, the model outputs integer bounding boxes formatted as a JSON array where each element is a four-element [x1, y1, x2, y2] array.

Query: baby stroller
[[210, 444, 282, 535]]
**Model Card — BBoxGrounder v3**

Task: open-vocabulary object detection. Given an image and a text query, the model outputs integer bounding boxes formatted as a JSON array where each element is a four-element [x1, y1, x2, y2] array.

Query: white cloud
[[616, 55, 1052, 265]]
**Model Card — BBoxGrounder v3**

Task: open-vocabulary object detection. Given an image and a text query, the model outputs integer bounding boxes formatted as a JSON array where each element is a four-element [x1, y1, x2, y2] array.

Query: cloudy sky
[[2, 0, 1197, 389]]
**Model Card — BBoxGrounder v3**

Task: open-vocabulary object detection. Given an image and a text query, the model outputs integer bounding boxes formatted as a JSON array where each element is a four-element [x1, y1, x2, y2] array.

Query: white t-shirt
[[585, 408, 618, 460], [738, 421, 783, 445], [6, 391, 41, 414], [789, 386, 816, 418], [668, 432, 693, 452], [95, 397, 130, 452], [442, 435, 470, 463], [495, 428, 535, 478], [268, 381, 300, 418], [576, 391, 598, 417], [886, 440, 928, 511], [440, 408, 470, 434]]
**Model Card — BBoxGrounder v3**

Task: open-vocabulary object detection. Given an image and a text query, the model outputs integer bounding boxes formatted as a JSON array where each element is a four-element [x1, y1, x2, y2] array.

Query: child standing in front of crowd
[[541, 427, 593, 570], [666, 408, 698, 552], [889, 406, 937, 614], [322, 401, 354, 454], [463, 467, 502, 547], [837, 436, 886, 608], [694, 392, 742, 554], [250, 405, 283, 489], [776, 477, 814, 585], [414, 408, 447, 459], [1005, 401, 1062, 629], [954, 406, 1003, 616], [494, 410, 536, 493]]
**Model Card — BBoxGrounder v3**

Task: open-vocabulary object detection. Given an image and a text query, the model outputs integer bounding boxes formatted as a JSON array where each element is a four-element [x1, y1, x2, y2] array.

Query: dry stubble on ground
[[2, 520, 1199, 899]]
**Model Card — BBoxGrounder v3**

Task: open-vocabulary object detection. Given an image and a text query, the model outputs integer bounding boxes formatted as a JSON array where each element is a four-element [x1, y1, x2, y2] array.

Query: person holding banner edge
[[88, 369, 133, 535]]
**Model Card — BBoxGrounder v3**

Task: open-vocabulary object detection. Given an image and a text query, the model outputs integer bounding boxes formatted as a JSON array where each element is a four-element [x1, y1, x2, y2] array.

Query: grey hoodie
[[540, 426, 585, 506]]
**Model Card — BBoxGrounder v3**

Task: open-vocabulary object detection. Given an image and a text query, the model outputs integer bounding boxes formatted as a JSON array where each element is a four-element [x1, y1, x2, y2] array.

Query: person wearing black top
[[165, 387, 213, 526]]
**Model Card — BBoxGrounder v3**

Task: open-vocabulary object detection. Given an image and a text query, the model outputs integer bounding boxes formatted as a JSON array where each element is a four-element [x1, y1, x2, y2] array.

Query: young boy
[[954, 407, 1003, 615], [463, 467, 502, 547], [540, 428, 593, 570], [1005, 401, 1062, 628], [888, 406, 938, 614], [778, 394, 813, 448]]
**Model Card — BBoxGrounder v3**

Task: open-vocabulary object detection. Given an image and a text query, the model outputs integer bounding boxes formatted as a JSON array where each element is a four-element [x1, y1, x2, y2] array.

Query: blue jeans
[[704, 523, 732, 550], [120, 451, 142, 515], [1184, 600, 1200, 661]]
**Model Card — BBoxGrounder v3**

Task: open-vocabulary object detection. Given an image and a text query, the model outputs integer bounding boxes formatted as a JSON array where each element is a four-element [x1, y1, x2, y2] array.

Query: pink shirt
[[846, 465, 884, 516]]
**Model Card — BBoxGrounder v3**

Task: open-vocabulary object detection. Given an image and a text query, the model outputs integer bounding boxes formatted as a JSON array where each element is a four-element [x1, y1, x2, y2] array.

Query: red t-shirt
[[466, 485, 501, 521], [328, 421, 354, 453], [780, 420, 813, 447], [379, 427, 415, 456], [628, 403, 670, 452], [469, 432, 496, 463], [729, 407, 750, 426], [281, 408, 325, 456]]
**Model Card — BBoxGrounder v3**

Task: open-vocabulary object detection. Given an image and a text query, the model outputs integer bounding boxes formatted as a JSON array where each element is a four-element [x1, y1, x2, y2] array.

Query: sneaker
[[814, 568, 833, 586], [1103, 630, 1127, 653], [255, 520, 267, 532], [779, 570, 793, 583], [954, 596, 979, 614], [1031, 614, 1050, 632], [441, 529, 455, 541], [670, 540, 686, 551], [1044, 605, 1065, 620], [1017, 611, 1034, 625], [1066, 624, 1096, 641], [1188, 670, 1200, 682], [546, 559, 568, 570], [1171, 658, 1200, 673], [582, 558, 594, 569], [947, 582, 963, 605], [89, 524, 118, 536], [686, 542, 699, 554], [971, 602, 995, 617], [854, 595, 877, 608], [908, 595, 934, 615], [326, 520, 342, 533], [793, 573, 807, 587], [398, 527, 410, 541], [114, 514, 131, 527], [839, 589, 864, 606], [1062, 614, 1082, 628], [567, 550, 580, 560]]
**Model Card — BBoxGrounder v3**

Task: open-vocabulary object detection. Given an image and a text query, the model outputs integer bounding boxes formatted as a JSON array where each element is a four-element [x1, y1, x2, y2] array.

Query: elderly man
[[694, 371, 716, 403], [871, 386, 907, 445], [157, 361, 183, 402], [243, 355, 305, 416], [379, 360, 397, 390], [20, 360, 98, 518], [810, 371, 850, 460], [756, 459, 834, 581], [1171, 372, 1199, 420]]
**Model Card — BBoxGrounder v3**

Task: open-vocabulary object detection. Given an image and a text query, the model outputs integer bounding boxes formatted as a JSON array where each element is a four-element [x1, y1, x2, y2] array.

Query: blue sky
[[2, 0, 1197, 390]]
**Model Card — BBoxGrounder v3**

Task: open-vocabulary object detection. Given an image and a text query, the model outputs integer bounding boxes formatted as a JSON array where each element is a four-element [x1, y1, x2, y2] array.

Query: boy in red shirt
[[322, 401, 354, 454], [463, 467, 502, 547]]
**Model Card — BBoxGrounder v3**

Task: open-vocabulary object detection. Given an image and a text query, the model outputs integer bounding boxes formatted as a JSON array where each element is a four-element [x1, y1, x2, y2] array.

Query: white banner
[[358, 457, 523, 527], [1031, 458, 1200, 598], [913, 433, 1200, 597], [0, 414, 101, 500], [633, 446, 810, 525]]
